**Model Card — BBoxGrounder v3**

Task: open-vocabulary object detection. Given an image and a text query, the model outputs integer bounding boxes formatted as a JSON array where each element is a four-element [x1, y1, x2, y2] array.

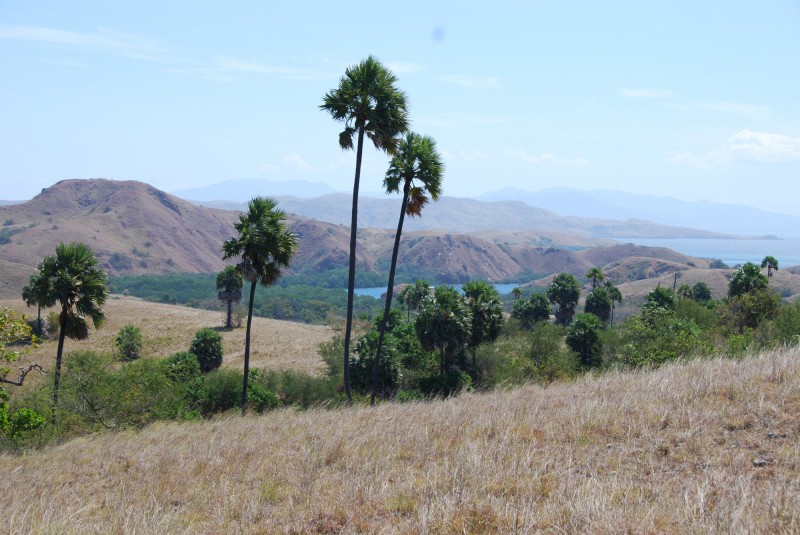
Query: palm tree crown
[[223, 197, 297, 286], [320, 55, 409, 154], [384, 132, 444, 217]]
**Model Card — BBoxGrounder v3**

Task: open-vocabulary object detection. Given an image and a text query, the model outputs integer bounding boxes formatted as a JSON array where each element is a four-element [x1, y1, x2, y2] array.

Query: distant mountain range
[[170, 178, 797, 239], [479, 187, 799, 238], [196, 194, 745, 240]]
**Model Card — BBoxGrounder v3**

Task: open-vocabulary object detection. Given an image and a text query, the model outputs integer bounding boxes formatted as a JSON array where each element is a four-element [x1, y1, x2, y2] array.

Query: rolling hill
[[6, 178, 796, 304]]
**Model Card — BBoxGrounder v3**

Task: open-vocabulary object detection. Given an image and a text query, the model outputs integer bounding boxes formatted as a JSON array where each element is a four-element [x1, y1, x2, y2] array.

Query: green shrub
[[190, 328, 223, 372], [187, 369, 242, 416], [56, 351, 184, 431], [115, 324, 143, 361], [419, 371, 472, 398], [163, 352, 201, 383], [247, 382, 281, 413]]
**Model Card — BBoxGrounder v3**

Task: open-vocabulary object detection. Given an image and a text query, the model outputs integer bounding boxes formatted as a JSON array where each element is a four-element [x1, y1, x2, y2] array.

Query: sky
[[1, 1, 799, 214]]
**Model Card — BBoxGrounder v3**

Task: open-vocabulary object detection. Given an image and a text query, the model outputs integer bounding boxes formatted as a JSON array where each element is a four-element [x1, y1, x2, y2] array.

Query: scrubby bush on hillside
[[190, 328, 223, 372], [163, 351, 201, 383], [115, 324, 142, 361]]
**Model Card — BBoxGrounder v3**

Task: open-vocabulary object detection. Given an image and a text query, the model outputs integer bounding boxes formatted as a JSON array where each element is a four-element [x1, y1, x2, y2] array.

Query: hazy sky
[[2, 1, 799, 214]]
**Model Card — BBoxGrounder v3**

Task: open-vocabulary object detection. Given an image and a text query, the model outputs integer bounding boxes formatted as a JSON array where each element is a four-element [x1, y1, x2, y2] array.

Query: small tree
[[585, 267, 605, 289], [584, 286, 612, 323], [644, 286, 675, 310], [1, 308, 44, 440], [566, 313, 603, 367], [216, 266, 243, 329], [761, 256, 779, 278], [463, 281, 504, 367], [547, 273, 581, 326], [512, 293, 550, 329], [692, 282, 712, 303], [729, 262, 769, 297], [115, 324, 142, 361], [191, 328, 223, 373], [415, 286, 472, 374]]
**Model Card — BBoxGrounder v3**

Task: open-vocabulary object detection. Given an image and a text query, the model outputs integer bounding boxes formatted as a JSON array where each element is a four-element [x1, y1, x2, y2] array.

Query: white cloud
[[282, 153, 314, 171], [0, 25, 163, 58], [439, 75, 499, 90], [727, 130, 800, 163], [620, 88, 672, 99], [169, 56, 333, 81], [670, 130, 800, 168], [705, 102, 770, 119], [506, 149, 590, 167], [260, 163, 280, 173]]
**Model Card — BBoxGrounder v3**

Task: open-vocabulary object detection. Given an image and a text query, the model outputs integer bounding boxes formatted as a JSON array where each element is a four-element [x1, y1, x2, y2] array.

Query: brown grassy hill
[[1, 348, 797, 533], [578, 243, 710, 269], [366, 231, 522, 283], [508, 245, 593, 278], [0, 178, 238, 277], [604, 257, 693, 284]]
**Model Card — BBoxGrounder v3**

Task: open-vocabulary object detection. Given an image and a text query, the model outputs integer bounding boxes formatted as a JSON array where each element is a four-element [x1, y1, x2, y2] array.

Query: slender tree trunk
[[36, 305, 42, 336], [226, 300, 233, 329], [371, 180, 410, 405], [242, 280, 256, 415], [52, 308, 67, 426], [342, 127, 365, 404], [440, 346, 445, 374]]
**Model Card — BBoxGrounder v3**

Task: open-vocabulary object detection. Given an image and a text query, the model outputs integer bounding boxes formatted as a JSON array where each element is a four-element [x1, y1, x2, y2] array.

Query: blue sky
[[2, 1, 799, 214]]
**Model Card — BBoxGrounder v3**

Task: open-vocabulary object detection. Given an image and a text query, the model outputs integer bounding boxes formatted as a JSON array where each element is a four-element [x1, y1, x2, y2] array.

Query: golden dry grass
[[2, 348, 798, 533], [0, 295, 333, 378]]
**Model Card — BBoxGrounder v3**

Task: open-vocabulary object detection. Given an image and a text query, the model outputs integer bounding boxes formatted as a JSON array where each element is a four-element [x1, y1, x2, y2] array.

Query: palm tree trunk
[[342, 126, 365, 404], [371, 180, 410, 405], [52, 308, 67, 426], [226, 300, 233, 329], [241, 280, 256, 415]]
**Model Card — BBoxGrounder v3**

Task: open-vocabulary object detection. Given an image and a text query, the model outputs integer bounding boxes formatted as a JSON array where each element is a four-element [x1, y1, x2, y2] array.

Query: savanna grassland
[[1, 347, 797, 534], [0, 295, 333, 379]]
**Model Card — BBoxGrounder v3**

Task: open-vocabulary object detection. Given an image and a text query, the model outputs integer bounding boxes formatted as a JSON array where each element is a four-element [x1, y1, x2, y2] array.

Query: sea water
[[616, 237, 800, 268]]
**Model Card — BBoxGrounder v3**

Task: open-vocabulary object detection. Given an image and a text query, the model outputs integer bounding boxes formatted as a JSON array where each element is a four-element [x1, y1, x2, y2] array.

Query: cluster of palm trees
[[320, 56, 444, 404]]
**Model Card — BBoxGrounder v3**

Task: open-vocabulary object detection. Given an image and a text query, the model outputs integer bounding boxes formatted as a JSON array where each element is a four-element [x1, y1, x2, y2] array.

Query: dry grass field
[[1, 348, 798, 533], [0, 295, 333, 378]]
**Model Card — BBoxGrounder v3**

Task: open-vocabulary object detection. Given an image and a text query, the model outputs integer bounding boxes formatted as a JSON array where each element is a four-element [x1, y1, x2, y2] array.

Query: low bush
[[190, 328, 223, 372]]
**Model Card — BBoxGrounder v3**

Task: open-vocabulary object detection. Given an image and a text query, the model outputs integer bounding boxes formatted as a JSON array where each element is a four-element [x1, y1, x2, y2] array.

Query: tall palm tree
[[512, 287, 522, 302], [38, 242, 108, 425], [370, 133, 443, 404], [216, 265, 243, 329], [321, 56, 409, 402], [761, 256, 779, 278], [223, 197, 297, 415]]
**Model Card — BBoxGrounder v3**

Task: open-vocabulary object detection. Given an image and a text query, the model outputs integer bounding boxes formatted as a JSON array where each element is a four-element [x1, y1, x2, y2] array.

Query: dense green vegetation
[[109, 273, 387, 324]]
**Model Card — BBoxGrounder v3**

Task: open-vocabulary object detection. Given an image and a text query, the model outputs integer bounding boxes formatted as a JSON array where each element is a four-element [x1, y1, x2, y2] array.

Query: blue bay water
[[353, 282, 520, 299], [616, 237, 800, 268]]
